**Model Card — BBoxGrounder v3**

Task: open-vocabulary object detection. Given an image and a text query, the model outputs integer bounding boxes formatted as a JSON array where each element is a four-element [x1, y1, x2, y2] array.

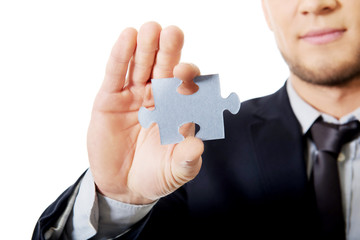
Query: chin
[[292, 66, 360, 87], [286, 54, 360, 87]]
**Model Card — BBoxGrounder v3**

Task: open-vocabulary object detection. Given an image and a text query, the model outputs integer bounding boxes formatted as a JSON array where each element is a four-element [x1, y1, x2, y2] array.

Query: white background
[[0, 0, 289, 238]]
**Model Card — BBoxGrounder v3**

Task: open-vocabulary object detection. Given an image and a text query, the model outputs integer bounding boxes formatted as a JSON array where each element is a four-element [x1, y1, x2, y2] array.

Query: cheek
[[273, 25, 298, 58], [345, 13, 360, 44], [267, 6, 299, 58]]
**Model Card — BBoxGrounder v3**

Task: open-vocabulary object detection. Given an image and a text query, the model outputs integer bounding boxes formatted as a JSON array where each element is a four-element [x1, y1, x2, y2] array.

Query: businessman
[[33, 0, 360, 239]]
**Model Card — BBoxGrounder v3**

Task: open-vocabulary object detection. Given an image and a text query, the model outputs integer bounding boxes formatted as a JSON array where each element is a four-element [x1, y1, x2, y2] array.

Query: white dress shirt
[[287, 80, 360, 239], [61, 81, 360, 240]]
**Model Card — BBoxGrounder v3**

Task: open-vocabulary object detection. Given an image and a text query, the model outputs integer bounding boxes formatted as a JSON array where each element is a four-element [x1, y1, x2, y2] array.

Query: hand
[[87, 22, 204, 205]]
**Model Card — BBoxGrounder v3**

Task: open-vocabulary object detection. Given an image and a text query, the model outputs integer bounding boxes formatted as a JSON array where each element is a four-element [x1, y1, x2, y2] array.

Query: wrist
[[95, 184, 156, 205]]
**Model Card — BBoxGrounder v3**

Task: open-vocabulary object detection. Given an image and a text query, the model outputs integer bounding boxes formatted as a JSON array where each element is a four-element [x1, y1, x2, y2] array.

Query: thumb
[[171, 136, 204, 186]]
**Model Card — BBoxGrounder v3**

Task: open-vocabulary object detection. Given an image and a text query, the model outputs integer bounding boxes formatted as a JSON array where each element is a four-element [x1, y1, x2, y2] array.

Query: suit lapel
[[250, 83, 308, 200]]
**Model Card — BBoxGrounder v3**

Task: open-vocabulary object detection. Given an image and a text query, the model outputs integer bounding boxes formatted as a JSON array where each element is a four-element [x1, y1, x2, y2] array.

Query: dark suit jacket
[[33, 84, 322, 240]]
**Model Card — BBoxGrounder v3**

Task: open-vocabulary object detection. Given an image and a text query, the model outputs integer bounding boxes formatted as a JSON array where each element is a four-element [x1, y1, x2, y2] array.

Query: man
[[33, 0, 360, 239]]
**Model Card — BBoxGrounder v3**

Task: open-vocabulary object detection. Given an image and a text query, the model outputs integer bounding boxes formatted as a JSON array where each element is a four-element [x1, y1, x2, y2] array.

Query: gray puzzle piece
[[138, 74, 241, 145]]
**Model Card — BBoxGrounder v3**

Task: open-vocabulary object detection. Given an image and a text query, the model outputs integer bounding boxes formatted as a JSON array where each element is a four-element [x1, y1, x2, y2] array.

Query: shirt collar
[[286, 80, 360, 134], [286, 80, 320, 134]]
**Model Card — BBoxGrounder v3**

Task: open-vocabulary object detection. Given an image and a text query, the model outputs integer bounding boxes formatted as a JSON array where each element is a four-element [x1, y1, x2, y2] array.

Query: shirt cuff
[[67, 169, 156, 240]]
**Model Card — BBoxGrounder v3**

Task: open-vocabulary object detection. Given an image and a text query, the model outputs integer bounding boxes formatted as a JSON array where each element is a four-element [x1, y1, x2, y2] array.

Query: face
[[262, 0, 360, 86]]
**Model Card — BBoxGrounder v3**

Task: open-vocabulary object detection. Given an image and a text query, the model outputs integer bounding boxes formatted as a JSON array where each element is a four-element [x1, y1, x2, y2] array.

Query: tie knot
[[310, 119, 360, 154]]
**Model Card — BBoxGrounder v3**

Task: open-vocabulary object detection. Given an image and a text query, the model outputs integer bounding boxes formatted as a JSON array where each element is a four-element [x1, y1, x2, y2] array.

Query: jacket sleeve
[[31, 170, 153, 240], [31, 171, 86, 240]]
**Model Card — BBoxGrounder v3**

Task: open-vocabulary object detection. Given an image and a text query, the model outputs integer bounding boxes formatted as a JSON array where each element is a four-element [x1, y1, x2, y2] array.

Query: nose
[[299, 0, 338, 15]]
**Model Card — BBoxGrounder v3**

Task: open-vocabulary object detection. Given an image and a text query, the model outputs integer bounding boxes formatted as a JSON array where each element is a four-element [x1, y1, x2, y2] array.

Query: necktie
[[310, 119, 360, 239]]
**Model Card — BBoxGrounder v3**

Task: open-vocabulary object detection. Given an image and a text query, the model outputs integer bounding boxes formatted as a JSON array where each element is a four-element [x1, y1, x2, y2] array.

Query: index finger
[[151, 25, 184, 79]]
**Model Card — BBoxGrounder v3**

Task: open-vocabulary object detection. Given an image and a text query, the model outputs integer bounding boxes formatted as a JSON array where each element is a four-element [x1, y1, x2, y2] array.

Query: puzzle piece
[[138, 74, 241, 145]]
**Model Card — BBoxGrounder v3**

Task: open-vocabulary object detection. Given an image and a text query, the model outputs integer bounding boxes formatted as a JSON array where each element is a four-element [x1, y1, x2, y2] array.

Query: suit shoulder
[[226, 84, 289, 120], [242, 86, 286, 112]]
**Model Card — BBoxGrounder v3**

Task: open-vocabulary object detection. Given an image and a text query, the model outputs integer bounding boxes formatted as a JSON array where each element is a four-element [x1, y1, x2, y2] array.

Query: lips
[[300, 28, 346, 45]]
